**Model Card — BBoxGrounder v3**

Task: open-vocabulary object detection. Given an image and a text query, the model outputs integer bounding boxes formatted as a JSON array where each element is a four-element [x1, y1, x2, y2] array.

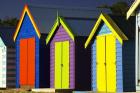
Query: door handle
[[61, 64, 63, 67]]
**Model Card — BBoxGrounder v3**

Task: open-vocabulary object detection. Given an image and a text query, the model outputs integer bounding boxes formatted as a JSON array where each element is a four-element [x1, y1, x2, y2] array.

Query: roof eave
[[46, 17, 75, 45], [13, 4, 41, 42], [127, 0, 140, 19], [85, 13, 128, 48]]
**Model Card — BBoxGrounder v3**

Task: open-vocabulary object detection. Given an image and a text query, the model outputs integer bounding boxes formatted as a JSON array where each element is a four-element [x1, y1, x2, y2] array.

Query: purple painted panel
[[50, 25, 75, 89]]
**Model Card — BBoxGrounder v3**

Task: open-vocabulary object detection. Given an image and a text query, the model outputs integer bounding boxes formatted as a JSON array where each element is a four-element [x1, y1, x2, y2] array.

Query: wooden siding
[[91, 23, 126, 92], [0, 46, 6, 88], [7, 47, 16, 88], [74, 36, 91, 90], [122, 40, 135, 91], [91, 23, 112, 91], [0, 37, 5, 47], [91, 40, 96, 91], [98, 24, 111, 35], [135, 12, 140, 90], [137, 10, 140, 27], [50, 25, 75, 89], [39, 34, 50, 88], [16, 14, 40, 88], [116, 40, 123, 92]]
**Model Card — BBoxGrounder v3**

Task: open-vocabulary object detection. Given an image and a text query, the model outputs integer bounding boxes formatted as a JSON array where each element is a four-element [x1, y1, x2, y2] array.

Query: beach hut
[[14, 4, 111, 89], [46, 16, 94, 90], [0, 27, 16, 88], [13, 5, 50, 88], [85, 13, 135, 92], [27, 4, 110, 90], [127, 0, 140, 91]]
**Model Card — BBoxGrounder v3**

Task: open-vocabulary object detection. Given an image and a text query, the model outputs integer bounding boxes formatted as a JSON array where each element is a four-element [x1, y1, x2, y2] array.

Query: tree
[[97, 1, 129, 16], [0, 17, 19, 27]]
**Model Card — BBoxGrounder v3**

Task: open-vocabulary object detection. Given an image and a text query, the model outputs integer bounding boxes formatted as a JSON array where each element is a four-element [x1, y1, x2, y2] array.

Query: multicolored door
[[96, 34, 116, 92], [19, 37, 35, 87], [55, 41, 69, 89]]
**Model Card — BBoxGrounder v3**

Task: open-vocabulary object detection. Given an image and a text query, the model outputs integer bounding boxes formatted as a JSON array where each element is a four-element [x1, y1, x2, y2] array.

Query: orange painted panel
[[20, 39, 28, 85], [27, 38, 35, 86]]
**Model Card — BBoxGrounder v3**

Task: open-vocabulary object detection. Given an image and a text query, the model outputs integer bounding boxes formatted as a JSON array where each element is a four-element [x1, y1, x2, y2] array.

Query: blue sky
[[0, 0, 133, 19]]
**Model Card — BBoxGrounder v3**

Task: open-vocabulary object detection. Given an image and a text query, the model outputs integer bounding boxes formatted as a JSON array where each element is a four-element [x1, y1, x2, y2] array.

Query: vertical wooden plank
[[55, 42, 62, 88], [20, 39, 27, 85], [62, 41, 69, 88], [106, 35, 116, 92], [96, 36, 106, 92], [0, 47, 3, 87], [0, 47, 6, 88], [27, 38, 35, 86]]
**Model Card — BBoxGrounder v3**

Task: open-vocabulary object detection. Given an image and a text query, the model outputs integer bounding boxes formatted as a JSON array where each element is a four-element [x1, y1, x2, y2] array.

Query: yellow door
[[106, 35, 116, 92], [62, 41, 69, 88], [55, 41, 69, 89], [96, 36, 106, 92], [96, 34, 116, 92], [55, 42, 62, 88]]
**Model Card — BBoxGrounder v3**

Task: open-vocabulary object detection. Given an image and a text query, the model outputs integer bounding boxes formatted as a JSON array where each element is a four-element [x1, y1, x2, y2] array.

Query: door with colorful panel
[[96, 34, 116, 92], [19, 37, 35, 87], [55, 41, 69, 89]]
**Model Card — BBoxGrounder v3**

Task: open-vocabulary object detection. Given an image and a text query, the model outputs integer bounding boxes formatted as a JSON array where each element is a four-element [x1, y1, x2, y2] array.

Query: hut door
[[96, 34, 116, 92], [55, 41, 69, 89], [20, 38, 35, 87]]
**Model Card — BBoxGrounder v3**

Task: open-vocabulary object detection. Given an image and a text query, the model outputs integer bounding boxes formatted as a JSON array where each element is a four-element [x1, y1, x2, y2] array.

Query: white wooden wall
[[0, 38, 6, 88], [136, 10, 140, 90], [137, 11, 140, 27]]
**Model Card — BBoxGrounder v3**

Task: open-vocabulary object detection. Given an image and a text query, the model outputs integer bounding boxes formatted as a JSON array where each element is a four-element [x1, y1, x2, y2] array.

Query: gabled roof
[[27, 5, 111, 34], [46, 17, 75, 44], [0, 27, 16, 46], [13, 5, 41, 41], [14, 4, 111, 42], [0, 37, 5, 47], [85, 13, 128, 48], [127, 0, 140, 19]]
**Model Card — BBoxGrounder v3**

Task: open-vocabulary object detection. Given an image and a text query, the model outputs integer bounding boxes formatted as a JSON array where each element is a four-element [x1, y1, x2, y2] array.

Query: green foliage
[[0, 17, 19, 27], [97, 1, 129, 15]]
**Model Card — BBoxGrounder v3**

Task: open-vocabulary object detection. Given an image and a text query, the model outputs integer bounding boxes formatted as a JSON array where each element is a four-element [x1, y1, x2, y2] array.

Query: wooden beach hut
[[0, 27, 16, 88], [13, 5, 50, 88], [127, 0, 140, 91], [85, 13, 135, 92], [14, 4, 111, 89], [46, 16, 94, 90]]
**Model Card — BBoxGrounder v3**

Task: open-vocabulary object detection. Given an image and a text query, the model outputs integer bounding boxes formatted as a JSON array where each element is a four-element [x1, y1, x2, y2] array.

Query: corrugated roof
[[29, 5, 111, 36], [0, 27, 16, 46]]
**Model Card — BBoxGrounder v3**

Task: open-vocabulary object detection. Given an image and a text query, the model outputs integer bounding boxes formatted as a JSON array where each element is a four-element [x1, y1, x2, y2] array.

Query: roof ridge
[[28, 4, 109, 12]]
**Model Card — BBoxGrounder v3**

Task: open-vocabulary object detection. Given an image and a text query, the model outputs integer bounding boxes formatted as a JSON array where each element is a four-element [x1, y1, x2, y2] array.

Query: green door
[[55, 41, 69, 89]]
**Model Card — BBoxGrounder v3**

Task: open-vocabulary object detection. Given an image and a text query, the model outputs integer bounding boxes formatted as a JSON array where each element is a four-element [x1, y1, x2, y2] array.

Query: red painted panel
[[20, 39, 28, 85], [19, 37, 35, 86], [27, 38, 35, 85]]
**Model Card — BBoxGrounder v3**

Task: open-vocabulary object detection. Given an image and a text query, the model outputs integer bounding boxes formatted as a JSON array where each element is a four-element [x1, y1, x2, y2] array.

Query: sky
[[0, 0, 133, 19]]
